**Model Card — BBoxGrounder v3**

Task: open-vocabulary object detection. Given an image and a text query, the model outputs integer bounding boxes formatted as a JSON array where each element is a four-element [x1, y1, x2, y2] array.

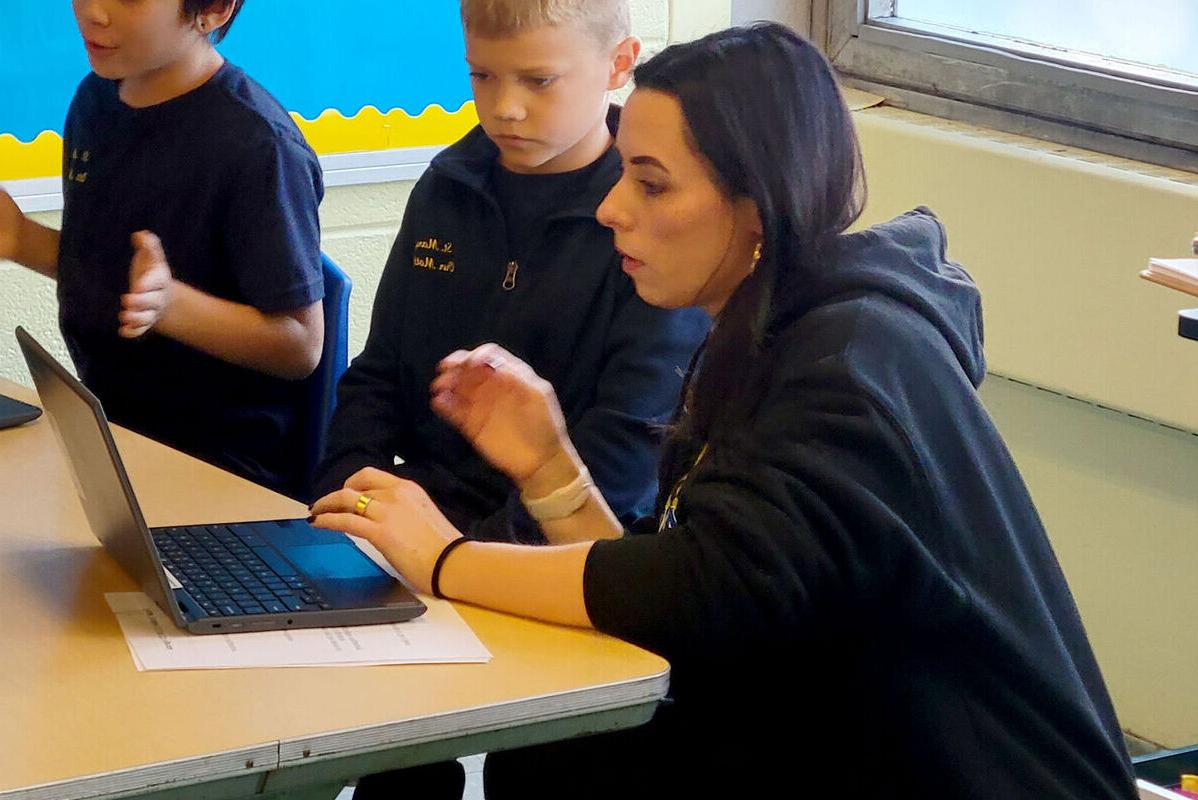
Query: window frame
[[820, 0, 1198, 172]]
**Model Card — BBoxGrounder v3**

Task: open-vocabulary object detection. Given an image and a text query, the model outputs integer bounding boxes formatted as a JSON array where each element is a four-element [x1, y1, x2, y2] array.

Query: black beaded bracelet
[[430, 536, 471, 600]]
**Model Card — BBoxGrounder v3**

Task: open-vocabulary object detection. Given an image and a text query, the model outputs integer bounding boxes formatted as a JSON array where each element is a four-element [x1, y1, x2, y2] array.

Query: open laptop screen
[[16, 327, 179, 619]]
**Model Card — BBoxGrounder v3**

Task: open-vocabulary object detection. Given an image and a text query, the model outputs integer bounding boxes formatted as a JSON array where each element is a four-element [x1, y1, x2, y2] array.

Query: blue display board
[[0, 0, 477, 185]]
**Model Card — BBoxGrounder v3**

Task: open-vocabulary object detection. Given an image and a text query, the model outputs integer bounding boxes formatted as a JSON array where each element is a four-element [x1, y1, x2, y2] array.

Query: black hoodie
[[582, 209, 1136, 797]]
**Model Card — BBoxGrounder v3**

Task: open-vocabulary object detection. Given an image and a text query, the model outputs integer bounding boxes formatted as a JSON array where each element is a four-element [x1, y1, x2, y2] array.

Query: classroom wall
[[854, 107, 1198, 747], [731, 0, 811, 31], [0, 0, 731, 384]]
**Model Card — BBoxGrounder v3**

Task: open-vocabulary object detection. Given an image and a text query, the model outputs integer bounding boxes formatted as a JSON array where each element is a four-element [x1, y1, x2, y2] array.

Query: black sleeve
[[469, 289, 709, 542], [313, 180, 429, 497], [582, 370, 948, 664]]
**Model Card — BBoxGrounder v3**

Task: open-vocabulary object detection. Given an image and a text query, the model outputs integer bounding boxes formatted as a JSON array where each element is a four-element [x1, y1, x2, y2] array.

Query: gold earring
[[749, 241, 763, 273]]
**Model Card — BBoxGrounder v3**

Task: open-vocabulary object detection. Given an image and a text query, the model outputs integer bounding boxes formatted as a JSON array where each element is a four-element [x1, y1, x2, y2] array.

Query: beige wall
[[732, 0, 810, 31], [0, 0, 731, 384]]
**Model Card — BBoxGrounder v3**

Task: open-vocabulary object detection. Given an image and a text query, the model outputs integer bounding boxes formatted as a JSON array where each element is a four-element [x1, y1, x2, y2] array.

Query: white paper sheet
[[105, 592, 491, 671], [1149, 257, 1198, 280]]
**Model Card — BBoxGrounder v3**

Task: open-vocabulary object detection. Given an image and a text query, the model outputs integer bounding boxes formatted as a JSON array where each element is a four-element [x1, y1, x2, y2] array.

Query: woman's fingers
[[438, 344, 521, 380], [429, 366, 460, 397], [433, 344, 539, 399], [430, 386, 466, 427], [449, 359, 503, 400], [342, 466, 403, 493], [310, 486, 374, 516], [432, 345, 521, 427], [309, 510, 378, 543], [313, 481, 425, 524], [435, 348, 473, 373]]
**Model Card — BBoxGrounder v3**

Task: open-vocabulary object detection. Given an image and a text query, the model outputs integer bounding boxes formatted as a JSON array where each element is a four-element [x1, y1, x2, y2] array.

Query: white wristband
[[521, 466, 593, 522]]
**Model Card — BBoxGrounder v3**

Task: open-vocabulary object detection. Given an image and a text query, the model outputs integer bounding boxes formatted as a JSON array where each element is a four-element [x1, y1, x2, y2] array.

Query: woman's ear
[[734, 196, 764, 240]]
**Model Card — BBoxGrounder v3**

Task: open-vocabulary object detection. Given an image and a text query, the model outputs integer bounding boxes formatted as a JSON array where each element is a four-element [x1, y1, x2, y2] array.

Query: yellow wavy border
[[0, 130, 63, 181], [0, 102, 480, 182], [295, 101, 478, 154]]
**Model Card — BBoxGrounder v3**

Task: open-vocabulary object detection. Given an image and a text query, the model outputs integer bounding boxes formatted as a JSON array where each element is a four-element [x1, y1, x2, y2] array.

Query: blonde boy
[[328, 2, 709, 794], [460, 0, 637, 174]]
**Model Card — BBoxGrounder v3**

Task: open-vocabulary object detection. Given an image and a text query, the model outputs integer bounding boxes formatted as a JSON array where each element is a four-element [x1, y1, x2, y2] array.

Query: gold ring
[[354, 494, 374, 516]]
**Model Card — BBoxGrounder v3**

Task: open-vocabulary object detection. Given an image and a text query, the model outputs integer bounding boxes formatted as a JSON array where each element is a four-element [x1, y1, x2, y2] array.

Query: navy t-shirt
[[57, 62, 324, 494]]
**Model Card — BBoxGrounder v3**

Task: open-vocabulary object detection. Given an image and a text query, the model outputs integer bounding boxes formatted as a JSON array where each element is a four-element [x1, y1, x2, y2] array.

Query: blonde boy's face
[[72, 0, 202, 83], [465, 23, 638, 175]]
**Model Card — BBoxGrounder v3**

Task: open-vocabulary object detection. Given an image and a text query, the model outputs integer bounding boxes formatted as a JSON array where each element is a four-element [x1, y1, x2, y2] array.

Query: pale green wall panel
[[981, 376, 1198, 746], [854, 108, 1198, 432], [669, 0, 733, 41], [855, 107, 1198, 747]]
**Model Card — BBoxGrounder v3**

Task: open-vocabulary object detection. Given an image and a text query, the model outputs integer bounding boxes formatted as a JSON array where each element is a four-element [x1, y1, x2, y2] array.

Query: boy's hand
[[120, 230, 174, 338], [0, 189, 21, 262]]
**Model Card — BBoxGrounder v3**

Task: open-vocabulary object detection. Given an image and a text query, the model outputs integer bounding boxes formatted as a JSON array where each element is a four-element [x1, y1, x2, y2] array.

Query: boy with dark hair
[[317, 0, 708, 545], [0, 0, 325, 496]]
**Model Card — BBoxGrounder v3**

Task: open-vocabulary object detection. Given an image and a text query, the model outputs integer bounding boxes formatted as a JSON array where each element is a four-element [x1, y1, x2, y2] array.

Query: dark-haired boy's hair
[[635, 23, 866, 451], [182, 0, 244, 43]]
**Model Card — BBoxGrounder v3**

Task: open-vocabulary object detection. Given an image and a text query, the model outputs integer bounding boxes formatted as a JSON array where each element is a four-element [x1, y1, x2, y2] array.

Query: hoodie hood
[[804, 207, 986, 387]]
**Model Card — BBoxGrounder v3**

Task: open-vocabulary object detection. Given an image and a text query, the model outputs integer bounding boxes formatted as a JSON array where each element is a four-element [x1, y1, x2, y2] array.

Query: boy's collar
[[108, 60, 233, 116], [432, 105, 623, 216]]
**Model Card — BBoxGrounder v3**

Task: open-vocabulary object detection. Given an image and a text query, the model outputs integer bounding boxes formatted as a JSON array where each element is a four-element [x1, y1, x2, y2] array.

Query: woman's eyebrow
[[630, 155, 670, 173]]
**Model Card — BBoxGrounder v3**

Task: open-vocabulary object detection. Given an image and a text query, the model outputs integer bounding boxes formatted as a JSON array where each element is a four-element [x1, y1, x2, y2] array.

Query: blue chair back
[[302, 253, 351, 498]]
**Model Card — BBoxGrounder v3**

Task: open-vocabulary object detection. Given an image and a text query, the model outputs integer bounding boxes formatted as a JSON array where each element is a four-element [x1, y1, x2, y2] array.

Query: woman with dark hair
[[313, 23, 1137, 799]]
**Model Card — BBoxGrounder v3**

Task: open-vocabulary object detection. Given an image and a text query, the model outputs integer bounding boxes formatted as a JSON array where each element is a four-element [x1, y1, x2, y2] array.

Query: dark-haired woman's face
[[597, 89, 760, 316]]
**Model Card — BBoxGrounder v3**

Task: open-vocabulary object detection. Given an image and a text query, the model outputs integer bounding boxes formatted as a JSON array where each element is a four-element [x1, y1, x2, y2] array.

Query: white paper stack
[[106, 592, 491, 671], [1141, 257, 1198, 297]]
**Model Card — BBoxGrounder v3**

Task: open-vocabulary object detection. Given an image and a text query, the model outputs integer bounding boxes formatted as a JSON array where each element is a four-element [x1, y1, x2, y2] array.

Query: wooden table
[[0, 379, 668, 800]]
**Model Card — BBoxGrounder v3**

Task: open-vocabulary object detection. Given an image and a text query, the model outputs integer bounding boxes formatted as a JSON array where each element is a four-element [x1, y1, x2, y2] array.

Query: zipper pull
[[502, 260, 519, 291]]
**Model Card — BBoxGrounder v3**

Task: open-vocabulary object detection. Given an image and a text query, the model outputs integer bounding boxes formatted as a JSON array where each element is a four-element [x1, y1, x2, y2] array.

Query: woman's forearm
[[437, 540, 595, 628]]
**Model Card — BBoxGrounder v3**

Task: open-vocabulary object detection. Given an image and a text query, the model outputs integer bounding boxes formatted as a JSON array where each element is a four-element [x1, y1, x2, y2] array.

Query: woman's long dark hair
[[635, 23, 866, 457]]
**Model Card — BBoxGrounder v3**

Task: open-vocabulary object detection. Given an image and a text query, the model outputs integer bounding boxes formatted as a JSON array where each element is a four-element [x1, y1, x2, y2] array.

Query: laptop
[[0, 393, 41, 428], [16, 326, 426, 634]]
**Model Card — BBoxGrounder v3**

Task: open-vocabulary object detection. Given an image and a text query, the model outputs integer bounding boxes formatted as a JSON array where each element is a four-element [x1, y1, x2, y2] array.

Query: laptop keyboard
[[152, 524, 330, 618]]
